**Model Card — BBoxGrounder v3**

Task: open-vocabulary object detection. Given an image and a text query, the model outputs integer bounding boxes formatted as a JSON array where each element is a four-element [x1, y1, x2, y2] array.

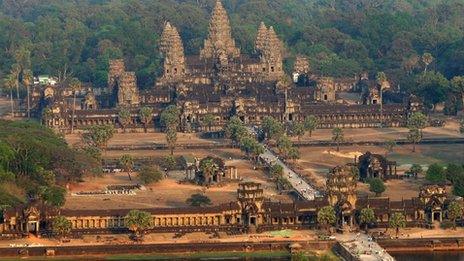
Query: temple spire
[[159, 21, 186, 81], [200, 0, 240, 60], [255, 22, 268, 52]]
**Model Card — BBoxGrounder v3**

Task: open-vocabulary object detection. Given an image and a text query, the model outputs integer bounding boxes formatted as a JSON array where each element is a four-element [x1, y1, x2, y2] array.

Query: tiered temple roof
[[200, 0, 240, 60]]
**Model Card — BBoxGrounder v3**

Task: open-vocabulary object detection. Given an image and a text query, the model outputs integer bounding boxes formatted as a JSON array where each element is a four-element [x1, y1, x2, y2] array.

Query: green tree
[[277, 135, 293, 157], [290, 122, 305, 141], [202, 114, 215, 132], [331, 127, 344, 152], [199, 158, 219, 179], [453, 174, 464, 197], [118, 107, 132, 133], [119, 154, 134, 181], [82, 125, 115, 150], [69, 78, 81, 134], [445, 164, 464, 184], [376, 72, 387, 85], [270, 164, 284, 178], [407, 112, 427, 134], [3, 74, 17, 117], [369, 178, 386, 196], [40, 186, 66, 207], [138, 165, 163, 185], [447, 201, 463, 229], [304, 116, 318, 137], [288, 147, 300, 162], [450, 76, 464, 110], [407, 128, 422, 152], [139, 106, 153, 133], [165, 128, 177, 155], [160, 105, 180, 131], [224, 116, 248, 143], [262, 116, 284, 141], [250, 142, 265, 163], [389, 212, 406, 238], [51, 216, 72, 240], [186, 193, 212, 207], [22, 69, 33, 118], [161, 155, 177, 171], [125, 210, 152, 240], [426, 163, 446, 184], [383, 140, 396, 156], [415, 71, 449, 111], [317, 206, 336, 232], [359, 207, 376, 232]]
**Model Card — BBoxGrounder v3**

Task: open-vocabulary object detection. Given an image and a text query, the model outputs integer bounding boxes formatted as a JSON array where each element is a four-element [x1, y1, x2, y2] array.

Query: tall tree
[[139, 106, 153, 133], [166, 128, 177, 155], [119, 154, 134, 181], [389, 212, 406, 238], [317, 206, 336, 233], [407, 128, 421, 152], [332, 127, 344, 152], [202, 114, 215, 132], [118, 107, 132, 133], [304, 116, 318, 137], [359, 208, 376, 232], [3, 74, 16, 117], [447, 201, 463, 230], [22, 69, 33, 118], [290, 122, 306, 141], [10, 64, 21, 101], [369, 178, 386, 196], [407, 112, 427, 135], [51, 216, 72, 240], [69, 78, 81, 134], [425, 163, 445, 184], [82, 125, 115, 151], [262, 116, 284, 141], [451, 76, 464, 111], [125, 210, 152, 240]]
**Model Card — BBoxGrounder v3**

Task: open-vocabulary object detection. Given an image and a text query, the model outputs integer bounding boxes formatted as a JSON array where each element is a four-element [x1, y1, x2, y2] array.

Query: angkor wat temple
[[33, 0, 421, 132]]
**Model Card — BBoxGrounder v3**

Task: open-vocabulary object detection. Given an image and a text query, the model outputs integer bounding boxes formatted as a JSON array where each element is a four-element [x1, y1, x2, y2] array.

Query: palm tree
[[69, 78, 81, 134], [119, 154, 135, 181], [22, 69, 33, 118], [10, 64, 21, 101], [200, 158, 219, 181], [3, 74, 16, 117], [139, 106, 153, 133], [376, 72, 387, 127], [125, 210, 152, 241], [202, 114, 215, 132]]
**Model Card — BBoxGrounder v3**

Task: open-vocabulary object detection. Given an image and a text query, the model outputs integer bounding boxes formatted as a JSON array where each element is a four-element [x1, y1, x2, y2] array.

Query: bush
[[440, 220, 455, 229], [138, 165, 163, 185], [369, 178, 386, 196]]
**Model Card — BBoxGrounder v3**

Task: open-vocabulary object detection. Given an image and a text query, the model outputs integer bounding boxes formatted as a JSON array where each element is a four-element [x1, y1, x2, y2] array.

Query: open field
[[65, 148, 291, 211], [293, 143, 463, 200], [290, 119, 464, 143], [65, 132, 218, 147]]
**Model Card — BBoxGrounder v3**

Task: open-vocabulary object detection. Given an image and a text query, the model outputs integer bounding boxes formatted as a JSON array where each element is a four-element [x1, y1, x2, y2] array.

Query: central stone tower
[[200, 0, 240, 61]]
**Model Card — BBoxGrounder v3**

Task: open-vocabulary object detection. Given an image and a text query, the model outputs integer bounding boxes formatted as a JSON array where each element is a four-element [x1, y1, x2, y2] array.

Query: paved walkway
[[336, 232, 395, 261], [247, 127, 320, 200]]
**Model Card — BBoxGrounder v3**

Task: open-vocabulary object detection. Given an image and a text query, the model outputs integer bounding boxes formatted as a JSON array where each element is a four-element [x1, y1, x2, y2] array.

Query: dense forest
[[0, 120, 101, 209], [0, 0, 464, 109]]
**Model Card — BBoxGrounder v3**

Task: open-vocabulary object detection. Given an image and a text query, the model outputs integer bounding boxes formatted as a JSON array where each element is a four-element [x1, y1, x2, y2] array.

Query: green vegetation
[[160, 105, 180, 155], [51, 215, 72, 239], [426, 163, 446, 184], [304, 116, 318, 137], [317, 206, 336, 232], [119, 154, 135, 181], [139, 106, 154, 133], [0, 120, 101, 209], [125, 210, 153, 240], [447, 201, 463, 229], [331, 127, 344, 152], [359, 208, 376, 232], [138, 165, 163, 185], [368, 178, 386, 196], [186, 193, 212, 207], [389, 212, 406, 238]]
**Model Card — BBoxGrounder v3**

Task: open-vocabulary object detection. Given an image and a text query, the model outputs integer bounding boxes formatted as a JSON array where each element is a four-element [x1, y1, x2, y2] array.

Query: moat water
[[392, 251, 464, 261]]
